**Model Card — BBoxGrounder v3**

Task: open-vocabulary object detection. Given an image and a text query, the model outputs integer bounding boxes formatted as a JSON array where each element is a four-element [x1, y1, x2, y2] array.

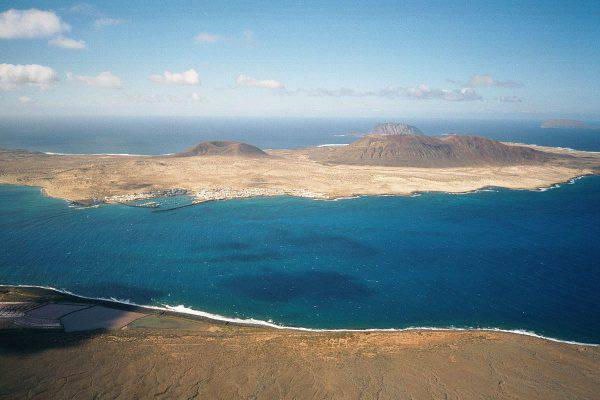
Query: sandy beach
[[0, 143, 598, 204], [0, 286, 599, 399]]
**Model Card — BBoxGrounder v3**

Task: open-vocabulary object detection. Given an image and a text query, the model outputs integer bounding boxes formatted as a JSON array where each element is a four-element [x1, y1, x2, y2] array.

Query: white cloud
[[69, 3, 99, 16], [302, 74, 521, 102], [49, 36, 86, 50], [194, 30, 257, 47], [236, 74, 284, 89], [299, 84, 481, 102], [19, 96, 31, 103], [243, 30, 256, 47], [69, 4, 124, 29], [127, 93, 186, 104], [149, 69, 200, 85], [0, 9, 70, 39], [441, 87, 481, 101], [195, 32, 220, 43], [128, 94, 166, 104], [466, 74, 523, 88], [69, 71, 123, 88], [94, 17, 124, 29], [127, 92, 203, 104], [498, 95, 523, 103], [303, 87, 368, 97], [0, 63, 59, 90], [379, 85, 482, 101]]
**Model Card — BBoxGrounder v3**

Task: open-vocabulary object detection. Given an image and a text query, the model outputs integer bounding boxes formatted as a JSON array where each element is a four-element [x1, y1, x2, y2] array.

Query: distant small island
[[540, 119, 596, 129]]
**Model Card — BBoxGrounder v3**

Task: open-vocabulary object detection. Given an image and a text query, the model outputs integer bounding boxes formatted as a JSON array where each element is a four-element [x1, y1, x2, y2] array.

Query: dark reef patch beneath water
[[0, 177, 599, 343], [223, 270, 374, 303]]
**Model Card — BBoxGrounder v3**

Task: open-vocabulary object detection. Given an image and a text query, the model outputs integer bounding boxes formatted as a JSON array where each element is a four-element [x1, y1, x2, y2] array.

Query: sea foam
[[2, 284, 597, 347]]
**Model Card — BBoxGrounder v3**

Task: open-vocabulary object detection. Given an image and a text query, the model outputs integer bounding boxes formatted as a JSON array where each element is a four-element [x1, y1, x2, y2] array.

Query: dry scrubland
[[2, 326, 599, 399]]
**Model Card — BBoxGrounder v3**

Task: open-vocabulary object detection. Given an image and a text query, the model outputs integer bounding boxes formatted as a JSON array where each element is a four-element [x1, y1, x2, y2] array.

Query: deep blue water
[[1, 117, 599, 153], [1, 117, 599, 342], [1, 178, 599, 343]]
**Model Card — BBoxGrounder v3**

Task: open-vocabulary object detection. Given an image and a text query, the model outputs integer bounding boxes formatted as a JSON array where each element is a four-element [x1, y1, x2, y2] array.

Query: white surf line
[[385, 174, 591, 197], [533, 174, 590, 192], [44, 152, 173, 156], [2, 284, 597, 347], [316, 143, 349, 147], [7, 173, 593, 211], [503, 142, 600, 154]]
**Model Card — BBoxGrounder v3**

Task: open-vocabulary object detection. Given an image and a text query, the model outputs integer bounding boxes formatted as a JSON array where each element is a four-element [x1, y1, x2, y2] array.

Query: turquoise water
[[1, 178, 599, 343]]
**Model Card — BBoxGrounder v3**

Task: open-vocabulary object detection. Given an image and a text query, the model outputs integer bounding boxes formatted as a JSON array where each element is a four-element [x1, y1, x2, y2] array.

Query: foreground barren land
[[0, 287, 599, 400], [0, 141, 599, 204]]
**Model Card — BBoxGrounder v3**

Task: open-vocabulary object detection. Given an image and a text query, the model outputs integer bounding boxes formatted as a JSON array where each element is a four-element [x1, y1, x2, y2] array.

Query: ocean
[[1, 117, 599, 154], [0, 117, 599, 343]]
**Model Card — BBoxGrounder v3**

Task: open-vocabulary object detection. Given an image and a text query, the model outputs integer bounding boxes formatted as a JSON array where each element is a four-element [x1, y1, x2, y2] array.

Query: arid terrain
[[0, 287, 599, 400], [541, 119, 598, 129], [0, 130, 598, 205]]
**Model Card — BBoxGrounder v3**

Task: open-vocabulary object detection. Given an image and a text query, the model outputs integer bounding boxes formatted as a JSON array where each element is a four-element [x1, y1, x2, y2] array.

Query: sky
[[0, 0, 599, 119]]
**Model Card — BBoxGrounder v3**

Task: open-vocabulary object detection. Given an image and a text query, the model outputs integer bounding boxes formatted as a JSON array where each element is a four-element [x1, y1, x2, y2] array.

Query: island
[[1, 285, 599, 399], [541, 119, 597, 129], [0, 123, 599, 205]]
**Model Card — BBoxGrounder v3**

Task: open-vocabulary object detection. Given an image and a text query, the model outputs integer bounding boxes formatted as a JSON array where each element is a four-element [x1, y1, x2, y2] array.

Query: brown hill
[[371, 122, 424, 136], [176, 141, 269, 158], [308, 133, 558, 167]]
